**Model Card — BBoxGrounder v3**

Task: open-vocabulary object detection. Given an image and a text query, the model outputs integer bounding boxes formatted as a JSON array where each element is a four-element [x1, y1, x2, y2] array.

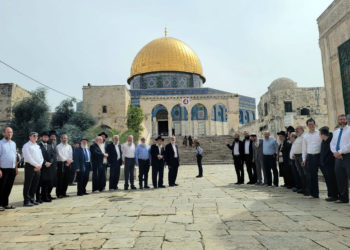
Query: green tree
[[57, 124, 83, 145], [68, 112, 96, 131], [51, 98, 75, 129], [126, 103, 144, 135], [10, 88, 50, 148]]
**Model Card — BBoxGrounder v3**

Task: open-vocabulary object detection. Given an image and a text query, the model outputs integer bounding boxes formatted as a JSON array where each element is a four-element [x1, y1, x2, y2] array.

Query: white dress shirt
[[0, 138, 17, 169], [302, 130, 322, 161], [233, 142, 240, 156], [99, 143, 107, 164], [244, 140, 250, 154], [122, 143, 136, 160], [114, 143, 121, 160], [330, 125, 350, 154], [56, 143, 73, 162], [22, 141, 44, 167], [172, 143, 178, 158]]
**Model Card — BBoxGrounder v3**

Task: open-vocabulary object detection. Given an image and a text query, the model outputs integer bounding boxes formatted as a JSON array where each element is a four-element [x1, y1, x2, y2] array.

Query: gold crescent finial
[[164, 27, 167, 37]]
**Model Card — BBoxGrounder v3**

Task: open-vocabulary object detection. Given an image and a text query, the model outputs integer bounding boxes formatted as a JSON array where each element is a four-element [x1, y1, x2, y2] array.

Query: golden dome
[[128, 37, 205, 83]]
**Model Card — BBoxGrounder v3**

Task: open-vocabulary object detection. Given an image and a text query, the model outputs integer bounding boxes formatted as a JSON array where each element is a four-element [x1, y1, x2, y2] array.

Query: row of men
[[0, 128, 183, 209], [226, 114, 350, 204]]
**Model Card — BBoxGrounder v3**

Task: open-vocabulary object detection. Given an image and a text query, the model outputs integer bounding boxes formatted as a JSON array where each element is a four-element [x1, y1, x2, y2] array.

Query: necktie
[[336, 128, 343, 151], [84, 148, 89, 162]]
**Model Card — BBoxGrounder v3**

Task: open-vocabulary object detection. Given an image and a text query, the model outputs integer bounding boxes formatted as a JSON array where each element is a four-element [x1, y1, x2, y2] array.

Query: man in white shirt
[[22, 132, 43, 206], [122, 135, 136, 190], [290, 126, 306, 194], [0, 127, 18, 210], [302, 118, 322, 198], [56, 134, 73, 198], [330, 114, 350, 203]]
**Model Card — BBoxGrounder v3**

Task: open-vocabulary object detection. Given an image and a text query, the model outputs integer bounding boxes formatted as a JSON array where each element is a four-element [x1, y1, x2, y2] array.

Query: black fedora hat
[[277, 131, 287, 137], [155, 136, 164, 141], [286, 126, 295, 133], [40, 131, 49, 137], [98, 132, 108, 138], [80, 138, 89, 142], [49, 130, 57, 136]]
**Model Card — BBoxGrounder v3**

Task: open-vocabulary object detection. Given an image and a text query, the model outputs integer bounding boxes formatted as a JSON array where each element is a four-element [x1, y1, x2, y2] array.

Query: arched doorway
[[191, 103, 208, 136], [152, 104, 169, 136]]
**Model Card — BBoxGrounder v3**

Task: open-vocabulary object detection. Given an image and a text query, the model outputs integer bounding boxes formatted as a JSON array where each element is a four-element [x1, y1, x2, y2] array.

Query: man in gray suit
[[251, 133, 266, 185]]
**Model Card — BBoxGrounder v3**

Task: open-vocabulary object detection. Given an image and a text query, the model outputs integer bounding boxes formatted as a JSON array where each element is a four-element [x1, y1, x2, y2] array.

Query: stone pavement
[[1, 165, 350, 250]]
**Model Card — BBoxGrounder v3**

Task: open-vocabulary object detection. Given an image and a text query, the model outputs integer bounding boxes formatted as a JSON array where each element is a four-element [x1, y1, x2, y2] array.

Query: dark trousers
[[320, 162, 338, 199], [152, 164, 164, 188], [36, 177, 52, 201], [83, 163, 91, 192], [92, 163, 106, 191], [290, 160, 301, 189], [138, 159, 150, 187], [0, 168, 16, 207], [294, 154, 306, 192], [233, 155, 244, 183], [68, 164, 76, 184], [23, 164, 40, 203], [335, 154, 350, 202], [243, 154, 256, 183], [279, 162, 294, 187], [109, 162, 121, 190], [76, 168, 86, 195], [168, 164, 179, 186], [124, 158, 135, 188], [56, 161, 70, 197], [304, 154, 320, 198], [197, 155, 203, 176], [264, 155, 278, 186], [48, 163, 57, 198]]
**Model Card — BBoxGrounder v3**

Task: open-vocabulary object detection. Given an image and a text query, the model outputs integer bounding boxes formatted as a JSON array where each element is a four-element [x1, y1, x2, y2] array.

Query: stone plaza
[[1, 165, 349, 250]]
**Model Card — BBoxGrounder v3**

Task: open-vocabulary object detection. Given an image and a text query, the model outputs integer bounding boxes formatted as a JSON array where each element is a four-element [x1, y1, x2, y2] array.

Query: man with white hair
[[107, 135, 123, 190], [135, 137, 150, 189], [56, 134, 73, 198], [262, 131, 279, 187], [122, 135, 136, 190], [90, 136, 108, 192], [165, 136, 180, 187]]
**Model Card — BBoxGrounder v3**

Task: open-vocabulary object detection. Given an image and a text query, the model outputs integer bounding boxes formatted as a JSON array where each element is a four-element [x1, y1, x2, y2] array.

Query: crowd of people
[[0, 128, 191, 210], [226, 114, 350, 204]]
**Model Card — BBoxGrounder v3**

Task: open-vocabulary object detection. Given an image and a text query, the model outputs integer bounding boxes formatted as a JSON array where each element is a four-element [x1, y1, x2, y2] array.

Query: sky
[[0, 0, 333, 110]]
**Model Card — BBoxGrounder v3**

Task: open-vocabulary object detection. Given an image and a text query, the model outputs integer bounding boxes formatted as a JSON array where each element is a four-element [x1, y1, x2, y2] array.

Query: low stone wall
[[14, 167, 136, 185]]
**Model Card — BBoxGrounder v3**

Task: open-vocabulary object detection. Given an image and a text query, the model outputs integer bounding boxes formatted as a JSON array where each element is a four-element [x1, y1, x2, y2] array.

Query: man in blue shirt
[[0, 127, 18, 210], [135, 137, 151, 189], [262, 131, 279, 186]]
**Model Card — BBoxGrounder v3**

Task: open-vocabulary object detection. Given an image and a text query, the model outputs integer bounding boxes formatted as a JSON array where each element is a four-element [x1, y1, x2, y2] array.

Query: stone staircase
[[151, 135, 235, 165]]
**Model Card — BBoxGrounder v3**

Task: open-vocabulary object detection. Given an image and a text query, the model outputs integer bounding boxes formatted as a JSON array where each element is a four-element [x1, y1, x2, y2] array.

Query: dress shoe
[[325, 197, 338, 202], [139, 186, 143, 190], [50, 197, 56, 200], [169, 184, 175, 187], [42, 199, 51, 202], [63, 194, 69, 198], [83, 192, 89, 195], [174, 184, 179, 186], [124, 186, 129, 190], [297, 189, 304, 194], [234, 182, 241, 185], [58, 195, 64, 198], [77, 194, 84, 196], [246, 182, 252, 184], [23, 202, 34, 207], [32, 201, 40, 205], [144, 186, 150, 189], [131, 186, 137, 190], [36, 200, 42, 204], [196, 175, 203, 178], [292, 187, 298, 192], [159, 185, 166, 188], [335, 200, 349, 203]]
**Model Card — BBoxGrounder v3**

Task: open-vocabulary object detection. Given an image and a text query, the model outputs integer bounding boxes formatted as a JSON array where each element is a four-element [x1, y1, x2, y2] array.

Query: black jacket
[[165, 143, 180, 167], [320, 133, 334, 169], [90, 143, 104, 168], [278, 141, 292, 165], [150, 144, 165, 167], [39, 142, 55, 181], [227, 140, 244, 159], [106, 143, 123, 166], [242, 138, 253, 159]]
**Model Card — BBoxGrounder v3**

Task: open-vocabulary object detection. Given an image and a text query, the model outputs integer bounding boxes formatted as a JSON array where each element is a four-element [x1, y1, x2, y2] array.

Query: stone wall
[[0, 83, 31, 128], [82, 84, 130, 131], [318, 0, 350, 128]]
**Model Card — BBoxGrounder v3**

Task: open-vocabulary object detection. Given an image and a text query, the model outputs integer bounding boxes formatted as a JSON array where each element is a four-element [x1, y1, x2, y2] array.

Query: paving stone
[[102, 238, 136, 248], [133, 236, 163, 250], [255, 235, 324, 249], [161, 240, 203, 250], [81, 239, 106, 249], [165, 230, 201, 242]]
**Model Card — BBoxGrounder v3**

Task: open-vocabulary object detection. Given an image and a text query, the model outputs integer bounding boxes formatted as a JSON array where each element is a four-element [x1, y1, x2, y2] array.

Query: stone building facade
[[239, 78, 328, 137], [82, 84, 130, 131], [0, 83, 31, 128], [318, 0, 350, 129]]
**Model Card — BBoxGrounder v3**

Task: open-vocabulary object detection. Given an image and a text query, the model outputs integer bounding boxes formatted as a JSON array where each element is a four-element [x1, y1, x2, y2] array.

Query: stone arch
[[151, 104, 169, 136], [191, 103, 208, 120], [171, 104, 189, 136], [211, 104, 227, 122]]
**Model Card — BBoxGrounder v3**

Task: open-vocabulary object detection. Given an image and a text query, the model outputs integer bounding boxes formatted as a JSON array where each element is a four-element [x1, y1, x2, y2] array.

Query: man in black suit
[[74, 138, 91, 196], [242, 131, 256, 184], [37, 132, 55, 202], [106, 135, 123, 190], [165, 136, 180, 187], [277, 131, 293, 188], [150, 136, 166, 188], [47, 130, 57, 200], [226, 133, 244, 184], [90, 136, 108, 192]]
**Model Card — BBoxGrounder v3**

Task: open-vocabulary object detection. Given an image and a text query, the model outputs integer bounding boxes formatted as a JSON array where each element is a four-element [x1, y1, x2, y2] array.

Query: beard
[[128, 141, 132, 146]]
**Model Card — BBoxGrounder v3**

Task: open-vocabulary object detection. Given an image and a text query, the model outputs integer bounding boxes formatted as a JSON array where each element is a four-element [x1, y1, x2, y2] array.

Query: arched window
[[239, 110, 244, 124], [171, 104, 188, 121], [191, 104, 208, 120], [211, 104, 227, 122]]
